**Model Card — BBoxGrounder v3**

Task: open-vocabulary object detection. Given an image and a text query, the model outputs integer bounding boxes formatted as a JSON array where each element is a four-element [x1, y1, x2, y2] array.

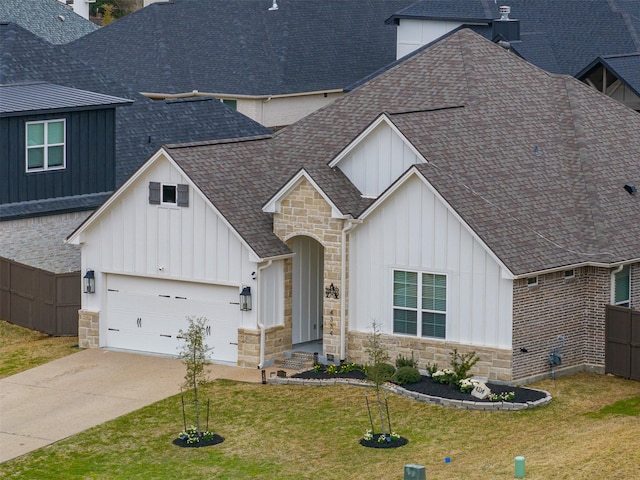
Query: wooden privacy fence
[[0, 256, 79, 336], [605, 305, 640, 381]]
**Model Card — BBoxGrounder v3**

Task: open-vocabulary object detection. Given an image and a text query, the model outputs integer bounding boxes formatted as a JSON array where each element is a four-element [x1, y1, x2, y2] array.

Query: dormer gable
[[328, 114, 426, 198]]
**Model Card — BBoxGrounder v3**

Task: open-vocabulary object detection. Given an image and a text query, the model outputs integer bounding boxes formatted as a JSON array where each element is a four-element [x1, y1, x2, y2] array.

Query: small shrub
[[450, 349, 479, 381], [395, 352, 417, 368], [392, 366, 422, 385], [369, 362, 395, 380], [312, 363, 323, 373], [425, 362, 439, 376]]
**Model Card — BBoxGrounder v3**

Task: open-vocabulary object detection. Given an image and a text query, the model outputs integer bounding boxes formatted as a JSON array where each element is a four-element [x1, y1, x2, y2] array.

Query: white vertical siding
[[349, 175, 512, 349], [337, 122, 424, 198], [396, 19, 466, 59], [82, 156, 256, 288], [259, 260, 285, 329]]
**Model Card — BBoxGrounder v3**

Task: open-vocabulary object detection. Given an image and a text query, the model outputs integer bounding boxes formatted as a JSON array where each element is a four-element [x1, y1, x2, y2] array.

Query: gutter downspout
[[340, 219, 362, 361], [257, 260, 273, 369]]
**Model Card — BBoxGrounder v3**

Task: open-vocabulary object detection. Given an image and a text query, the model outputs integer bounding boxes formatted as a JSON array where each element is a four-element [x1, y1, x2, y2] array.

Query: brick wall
[[237, 325, 292, 368], [273, 178, 346, 358], [512, 267, 610, 382], [347, 331, 512, 383]]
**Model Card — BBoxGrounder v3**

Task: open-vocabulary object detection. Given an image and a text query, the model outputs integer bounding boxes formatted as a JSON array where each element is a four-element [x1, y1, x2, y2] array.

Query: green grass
[[0, 320, 79, 379], [1, 373, 639, 479], [587, 396, 640, 418]]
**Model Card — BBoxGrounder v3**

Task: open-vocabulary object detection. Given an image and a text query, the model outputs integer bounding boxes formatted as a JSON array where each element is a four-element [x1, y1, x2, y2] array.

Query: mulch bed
[[172, 434, 225, 448], [359, 435, 409, 449], [292, 370, 546, 403]]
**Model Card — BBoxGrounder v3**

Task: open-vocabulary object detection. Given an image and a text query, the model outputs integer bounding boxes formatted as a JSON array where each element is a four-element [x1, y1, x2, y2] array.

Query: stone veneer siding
[[273, 178, 347, 359], [512, 266, 614, 383], [237, 325, 291, 368], [78, 309, 99, 349], [347, 331, 513, 383]]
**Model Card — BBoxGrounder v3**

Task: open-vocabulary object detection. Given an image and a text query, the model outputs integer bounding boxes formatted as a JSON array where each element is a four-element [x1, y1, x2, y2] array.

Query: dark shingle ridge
[[165, 134, 274, 150], [388, 105, 466, 115]]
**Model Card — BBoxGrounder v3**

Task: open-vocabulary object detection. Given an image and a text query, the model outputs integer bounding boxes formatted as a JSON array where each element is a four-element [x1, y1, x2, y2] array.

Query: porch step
[[278, 351, 315, 371]]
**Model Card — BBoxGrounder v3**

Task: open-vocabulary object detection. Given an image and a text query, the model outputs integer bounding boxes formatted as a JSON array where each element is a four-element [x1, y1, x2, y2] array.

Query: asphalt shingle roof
[[68, 0, 414, 96], [0, 0, 97, 44], [387, 0, 640, 77], [0, 22, 271, 188], [165, 29, 640, 273]]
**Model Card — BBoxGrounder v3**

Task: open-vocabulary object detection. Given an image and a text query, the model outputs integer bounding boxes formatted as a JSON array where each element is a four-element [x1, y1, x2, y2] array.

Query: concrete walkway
[[0, 349, 275, 463]]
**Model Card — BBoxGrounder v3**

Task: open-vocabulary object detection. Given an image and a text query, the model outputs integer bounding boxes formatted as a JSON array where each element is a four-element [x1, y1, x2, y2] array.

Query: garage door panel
[[105, 275, 239, 363]]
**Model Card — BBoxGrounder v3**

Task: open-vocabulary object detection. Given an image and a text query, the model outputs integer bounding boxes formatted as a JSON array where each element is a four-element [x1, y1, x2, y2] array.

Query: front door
[[291, 236, 323, 344]]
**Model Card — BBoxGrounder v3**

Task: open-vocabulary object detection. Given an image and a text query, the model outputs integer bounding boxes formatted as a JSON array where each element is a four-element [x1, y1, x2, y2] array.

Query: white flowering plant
[[431, 368, 456, 385], [363, 429, 401, 443], [179, 426, 216, 444], [489, 391, 516, 402], [458, 378, 481, 393]]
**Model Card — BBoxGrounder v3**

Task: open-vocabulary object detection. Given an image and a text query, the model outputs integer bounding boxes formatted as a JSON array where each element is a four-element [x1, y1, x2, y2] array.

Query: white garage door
[[105, 275, 239, 363]]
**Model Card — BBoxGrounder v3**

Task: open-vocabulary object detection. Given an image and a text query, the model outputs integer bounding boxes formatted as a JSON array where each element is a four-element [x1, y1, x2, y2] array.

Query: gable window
[[162, 184, 177, 205], [149, 182, 189, 207], [25, 119, 65, 171], [393, 270, 446, 339], [614, 265, 630, 307]]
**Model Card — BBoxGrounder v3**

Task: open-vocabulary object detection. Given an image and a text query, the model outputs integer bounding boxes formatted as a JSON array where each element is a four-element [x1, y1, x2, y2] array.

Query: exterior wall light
[[240, 286, 252, 311], [83, 269, 95, 294]]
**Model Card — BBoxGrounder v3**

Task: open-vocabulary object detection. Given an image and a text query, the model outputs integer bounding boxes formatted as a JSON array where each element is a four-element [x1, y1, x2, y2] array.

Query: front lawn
[[1, 372, 638, 479], [0, 320, 79, 379]]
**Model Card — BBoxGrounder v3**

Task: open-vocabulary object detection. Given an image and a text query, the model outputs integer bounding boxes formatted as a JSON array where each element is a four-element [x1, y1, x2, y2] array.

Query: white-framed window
[[527, 276, 538, 287], [393, 270, 446, 339], [614, 265, 630, 307], [25, 119, 66, 172], [564, 269, 575, 279]]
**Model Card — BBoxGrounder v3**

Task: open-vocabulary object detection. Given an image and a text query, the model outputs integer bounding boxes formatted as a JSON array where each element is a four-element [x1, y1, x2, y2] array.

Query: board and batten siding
[[396, 19, 465, 59], [0, 109, 116, 206], [80, 155, 269, 329], [336, 121, 424, 198], [349, 174, 513, 349]]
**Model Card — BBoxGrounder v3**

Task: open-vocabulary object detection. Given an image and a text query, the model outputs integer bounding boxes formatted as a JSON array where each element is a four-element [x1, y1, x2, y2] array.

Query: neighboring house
[[386, 0, 640, 111], [68, 30, 640, 384], [0, 22, 271, 332], [67, 0, 415, 128], [0, 0, 98, 43]]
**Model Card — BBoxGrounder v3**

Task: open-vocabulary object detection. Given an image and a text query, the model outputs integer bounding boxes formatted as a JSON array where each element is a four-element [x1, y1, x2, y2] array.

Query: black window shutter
[[177, 184, 189, 207], [149, 182, 160, 204]]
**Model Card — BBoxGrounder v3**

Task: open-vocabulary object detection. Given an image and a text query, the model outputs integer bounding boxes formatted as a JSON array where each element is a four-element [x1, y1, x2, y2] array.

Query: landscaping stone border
[[267, 377, 552, 411]]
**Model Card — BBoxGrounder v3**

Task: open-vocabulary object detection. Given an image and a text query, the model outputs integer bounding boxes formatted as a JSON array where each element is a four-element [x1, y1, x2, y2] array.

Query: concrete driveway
[[0, 348, 266, 463]]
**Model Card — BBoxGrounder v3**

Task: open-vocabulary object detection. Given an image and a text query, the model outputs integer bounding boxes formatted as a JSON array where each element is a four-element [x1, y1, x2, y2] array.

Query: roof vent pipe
[[268, 0, 278, 11], [493, 6, 520, 42]]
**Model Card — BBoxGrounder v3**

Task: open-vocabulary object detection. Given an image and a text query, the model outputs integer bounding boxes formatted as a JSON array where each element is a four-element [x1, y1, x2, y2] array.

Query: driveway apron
[[0, 348, 264, 463]]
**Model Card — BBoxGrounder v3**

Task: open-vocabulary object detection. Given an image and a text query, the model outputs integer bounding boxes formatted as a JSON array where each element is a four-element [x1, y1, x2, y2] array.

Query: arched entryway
[[291, 236, 324, 347]]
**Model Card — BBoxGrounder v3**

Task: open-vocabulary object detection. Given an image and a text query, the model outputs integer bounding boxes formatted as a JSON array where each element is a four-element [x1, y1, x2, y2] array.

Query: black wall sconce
[[240, 286, 252, 311], [83, 269, 95, 294], [325, 283, 339, 299]]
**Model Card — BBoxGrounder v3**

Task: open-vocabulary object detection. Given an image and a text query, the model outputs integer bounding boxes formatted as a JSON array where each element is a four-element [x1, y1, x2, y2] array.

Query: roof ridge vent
[[499, 6, 511, 20]]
